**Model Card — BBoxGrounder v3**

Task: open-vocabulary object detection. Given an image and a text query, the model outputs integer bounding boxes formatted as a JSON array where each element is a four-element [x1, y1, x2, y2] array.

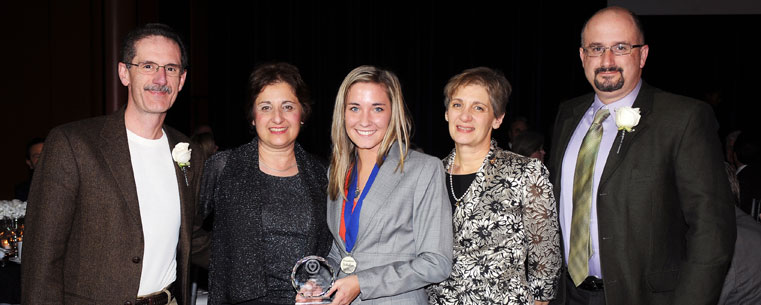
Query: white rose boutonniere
[[614, 107, 641, 154], [172, 142, 192, 186], [172, 142, 192, 167]]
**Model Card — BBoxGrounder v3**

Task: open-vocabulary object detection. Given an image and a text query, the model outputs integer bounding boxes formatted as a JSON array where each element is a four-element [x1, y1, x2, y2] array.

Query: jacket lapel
[[293, 143, 328, 239], [327, 181, 347, 250], [354, 143, 404, 246], [473, 142, 498, 208], [328, 197, 344, 249], [551, 96, 594, 187], [98, 109, 143, 227], [164, 129, 192, 234], [445, 142, 494, 216], [599, 83, 654, 187]]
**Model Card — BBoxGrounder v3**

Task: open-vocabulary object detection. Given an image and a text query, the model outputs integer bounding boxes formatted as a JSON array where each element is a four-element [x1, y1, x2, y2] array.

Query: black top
[[446, 172, 477, 212], [201, 138, 332, 305], [260, 174, 311, 303]]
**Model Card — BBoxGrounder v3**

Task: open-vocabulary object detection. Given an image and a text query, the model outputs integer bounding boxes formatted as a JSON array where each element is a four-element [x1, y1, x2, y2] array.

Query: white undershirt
[[127, 128, 181, 296]]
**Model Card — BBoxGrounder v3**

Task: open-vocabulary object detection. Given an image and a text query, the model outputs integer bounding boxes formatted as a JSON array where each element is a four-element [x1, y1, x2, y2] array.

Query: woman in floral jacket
[[428, 67, 561, 305]]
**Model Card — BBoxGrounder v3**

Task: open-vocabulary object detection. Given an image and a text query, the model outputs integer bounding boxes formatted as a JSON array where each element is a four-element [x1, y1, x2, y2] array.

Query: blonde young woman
[[428, 67, 561, 305], [324, 65, 453, 305]]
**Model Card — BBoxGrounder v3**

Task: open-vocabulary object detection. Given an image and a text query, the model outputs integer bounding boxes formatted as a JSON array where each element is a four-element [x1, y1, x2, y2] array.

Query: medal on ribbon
[[341, 161, 381, 274]]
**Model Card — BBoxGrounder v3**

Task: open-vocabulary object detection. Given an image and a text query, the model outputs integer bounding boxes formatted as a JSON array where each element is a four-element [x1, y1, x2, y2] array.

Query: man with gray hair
[[22, 23, 208, 305]]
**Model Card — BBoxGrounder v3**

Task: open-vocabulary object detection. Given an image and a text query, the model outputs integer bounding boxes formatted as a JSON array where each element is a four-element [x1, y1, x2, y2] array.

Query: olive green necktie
[[568, 108, 610, 286]]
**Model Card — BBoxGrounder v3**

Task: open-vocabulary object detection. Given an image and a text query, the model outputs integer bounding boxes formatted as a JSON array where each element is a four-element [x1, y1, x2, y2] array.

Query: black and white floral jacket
[[429, 140, 561, 305]]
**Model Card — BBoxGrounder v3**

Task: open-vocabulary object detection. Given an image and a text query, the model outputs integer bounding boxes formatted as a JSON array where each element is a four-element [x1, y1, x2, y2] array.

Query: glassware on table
[[1, 218, 22, 262]]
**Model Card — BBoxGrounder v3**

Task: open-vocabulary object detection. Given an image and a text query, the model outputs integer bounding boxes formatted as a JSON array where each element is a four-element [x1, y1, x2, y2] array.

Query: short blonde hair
[[328, 65, 412, 200]]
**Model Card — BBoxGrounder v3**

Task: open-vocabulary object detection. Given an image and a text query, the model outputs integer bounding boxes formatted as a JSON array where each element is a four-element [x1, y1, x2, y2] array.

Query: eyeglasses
[[582, 43, 644, 57], [125, 62, 184, 76]]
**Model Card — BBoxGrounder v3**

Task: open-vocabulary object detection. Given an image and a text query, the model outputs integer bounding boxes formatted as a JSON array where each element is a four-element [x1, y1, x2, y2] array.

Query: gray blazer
[[327, 143, 453, 305]]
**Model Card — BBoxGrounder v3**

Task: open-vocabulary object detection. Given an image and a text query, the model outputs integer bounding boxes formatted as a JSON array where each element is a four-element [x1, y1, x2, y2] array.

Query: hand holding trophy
[[292, 256, 335, 304]]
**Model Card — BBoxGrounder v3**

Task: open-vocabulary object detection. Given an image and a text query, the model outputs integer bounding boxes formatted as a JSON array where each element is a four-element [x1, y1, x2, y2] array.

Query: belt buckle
[[136, 289, 170, 305], [581, 276, 603, 291]]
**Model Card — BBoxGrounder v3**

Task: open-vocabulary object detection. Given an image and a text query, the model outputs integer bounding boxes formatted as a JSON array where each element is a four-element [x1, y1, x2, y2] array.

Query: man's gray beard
[[594, 76, 624, 92]]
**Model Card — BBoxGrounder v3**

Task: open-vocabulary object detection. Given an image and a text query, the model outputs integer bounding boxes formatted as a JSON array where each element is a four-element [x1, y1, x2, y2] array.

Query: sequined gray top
[[200, 138, 332, 305]]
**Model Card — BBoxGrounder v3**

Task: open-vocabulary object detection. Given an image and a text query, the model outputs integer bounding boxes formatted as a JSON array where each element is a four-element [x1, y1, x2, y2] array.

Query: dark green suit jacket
[[548, 83, 736, 305]]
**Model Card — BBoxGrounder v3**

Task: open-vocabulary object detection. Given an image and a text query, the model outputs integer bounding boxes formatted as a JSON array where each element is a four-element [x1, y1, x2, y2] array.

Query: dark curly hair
[[245, 62, 312, 132]]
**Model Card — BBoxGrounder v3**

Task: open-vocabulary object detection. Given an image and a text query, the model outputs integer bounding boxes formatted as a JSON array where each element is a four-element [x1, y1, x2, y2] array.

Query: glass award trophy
[[292, 255, 335, 304]]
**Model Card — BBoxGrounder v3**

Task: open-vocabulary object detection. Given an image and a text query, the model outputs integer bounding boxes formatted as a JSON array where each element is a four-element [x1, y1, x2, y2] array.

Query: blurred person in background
[[191, 132, 218, 160], [507, 116, 528, 150], [512, 131, 547, 164], [14, 137, 44, 201]]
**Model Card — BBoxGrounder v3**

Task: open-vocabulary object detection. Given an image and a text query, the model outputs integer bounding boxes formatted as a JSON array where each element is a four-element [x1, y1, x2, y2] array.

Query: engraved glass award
[[292, 256, 334, 304]]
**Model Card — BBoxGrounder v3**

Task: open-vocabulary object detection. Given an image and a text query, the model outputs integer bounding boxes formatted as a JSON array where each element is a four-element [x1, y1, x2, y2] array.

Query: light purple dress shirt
[[559, 80, 642, 278]]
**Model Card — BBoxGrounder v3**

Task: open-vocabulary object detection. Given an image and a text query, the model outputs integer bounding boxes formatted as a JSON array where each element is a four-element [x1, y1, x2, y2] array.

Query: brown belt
[[135, 282, 174, 305]]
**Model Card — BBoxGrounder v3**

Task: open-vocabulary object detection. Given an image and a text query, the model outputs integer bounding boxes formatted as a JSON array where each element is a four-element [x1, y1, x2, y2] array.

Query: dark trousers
[[564, 274, 606, 305]]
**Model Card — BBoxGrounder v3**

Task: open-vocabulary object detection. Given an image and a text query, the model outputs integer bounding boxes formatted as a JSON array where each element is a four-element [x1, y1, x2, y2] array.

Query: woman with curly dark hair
[[201, 63, 332, 305]]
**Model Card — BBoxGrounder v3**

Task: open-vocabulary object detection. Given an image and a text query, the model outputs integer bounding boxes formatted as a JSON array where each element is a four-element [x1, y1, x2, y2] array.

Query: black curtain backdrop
[[4, 2, 759, 199], [168, 1, 608, 160], [161, 1, 759, 161]]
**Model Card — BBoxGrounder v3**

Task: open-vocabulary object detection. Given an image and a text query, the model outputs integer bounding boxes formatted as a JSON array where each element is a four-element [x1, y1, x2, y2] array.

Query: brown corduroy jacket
[[21, 108, 209, 305]]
